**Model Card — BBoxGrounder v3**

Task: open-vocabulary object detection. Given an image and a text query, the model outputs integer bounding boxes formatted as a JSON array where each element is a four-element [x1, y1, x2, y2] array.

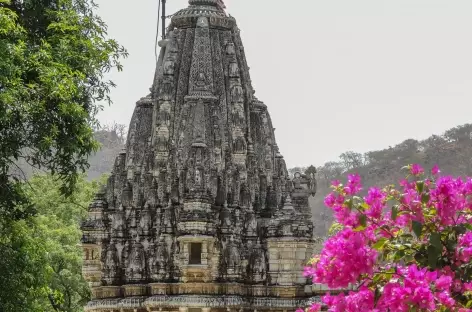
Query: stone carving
[[81, 0, 318, 310], [103, 245, 118, 281], [231, 85, 244, 103], [227, 236, 240, 269]]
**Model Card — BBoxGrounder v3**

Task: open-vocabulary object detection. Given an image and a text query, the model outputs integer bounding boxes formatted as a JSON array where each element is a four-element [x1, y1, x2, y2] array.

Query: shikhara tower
[[81, 0, 322, 311]]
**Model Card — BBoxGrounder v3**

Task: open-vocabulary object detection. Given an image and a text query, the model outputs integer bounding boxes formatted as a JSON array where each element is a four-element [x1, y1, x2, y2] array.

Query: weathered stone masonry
[[81, 1, 330, 311]]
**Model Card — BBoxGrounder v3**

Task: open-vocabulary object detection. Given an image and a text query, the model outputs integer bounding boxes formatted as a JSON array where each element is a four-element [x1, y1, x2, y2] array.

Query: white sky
[[94, 0, 472, 168]]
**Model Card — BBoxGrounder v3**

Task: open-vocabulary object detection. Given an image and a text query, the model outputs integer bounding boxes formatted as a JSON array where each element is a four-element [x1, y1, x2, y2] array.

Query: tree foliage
[[0, 0, 127, 219], [0, 174, 104, 312]]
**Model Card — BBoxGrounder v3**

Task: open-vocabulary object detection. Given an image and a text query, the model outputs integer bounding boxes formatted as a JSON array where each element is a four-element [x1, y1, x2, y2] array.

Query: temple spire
[[81, 0, 317, 309]]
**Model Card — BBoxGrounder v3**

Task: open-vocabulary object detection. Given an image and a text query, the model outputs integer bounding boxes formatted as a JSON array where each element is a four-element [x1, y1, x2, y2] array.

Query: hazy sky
[[94, 0, 472, 168]]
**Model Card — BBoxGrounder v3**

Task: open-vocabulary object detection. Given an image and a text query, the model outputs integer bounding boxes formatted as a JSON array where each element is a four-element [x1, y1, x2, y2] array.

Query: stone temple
[[81, 0, 326, 311]]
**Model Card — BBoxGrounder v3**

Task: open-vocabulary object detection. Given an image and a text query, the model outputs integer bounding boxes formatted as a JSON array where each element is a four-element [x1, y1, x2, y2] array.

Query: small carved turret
[[81, 186, 107, 289]]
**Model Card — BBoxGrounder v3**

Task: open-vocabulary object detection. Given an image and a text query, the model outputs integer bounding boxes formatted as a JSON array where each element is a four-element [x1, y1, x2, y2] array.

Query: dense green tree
[[0, 174, 104, 312], [0, 0, 127, 219]]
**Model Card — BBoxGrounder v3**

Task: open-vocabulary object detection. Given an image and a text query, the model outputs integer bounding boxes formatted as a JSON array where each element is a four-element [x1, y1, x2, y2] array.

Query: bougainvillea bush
[[302, 164, 472, 312]]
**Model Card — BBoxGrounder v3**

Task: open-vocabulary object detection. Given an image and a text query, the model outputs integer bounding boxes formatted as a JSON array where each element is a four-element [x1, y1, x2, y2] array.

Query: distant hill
[[11, 123, 126, 182], [87, 123, 126, 180], [297, 123, 472, 237]]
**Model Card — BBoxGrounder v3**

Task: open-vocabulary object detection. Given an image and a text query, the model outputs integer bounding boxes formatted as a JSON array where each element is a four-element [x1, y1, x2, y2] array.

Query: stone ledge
[[84, 295, 323, 311]]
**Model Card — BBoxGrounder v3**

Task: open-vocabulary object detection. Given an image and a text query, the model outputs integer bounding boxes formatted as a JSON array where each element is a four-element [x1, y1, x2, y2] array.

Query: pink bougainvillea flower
[[364, 187, 387, 219], [457, 231, 472, 263], [308, 228, 377, 288], [432, 164, 441, 175], [435, 274, 453, 291], [410, 163, 424, 176], [344, 173, 362, 195], [309, 303, 321, 312], [464, 282, 472, 291], [305, 168, 472, 311], [331, 180, 341, 187]]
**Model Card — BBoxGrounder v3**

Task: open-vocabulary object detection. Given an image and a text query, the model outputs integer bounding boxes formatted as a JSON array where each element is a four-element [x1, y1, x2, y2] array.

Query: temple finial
[[189, 0, 226, 10]]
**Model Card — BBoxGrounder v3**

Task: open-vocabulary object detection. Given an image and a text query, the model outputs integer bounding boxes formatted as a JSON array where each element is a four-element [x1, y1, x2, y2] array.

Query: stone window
[[189, 242, 202, 265]]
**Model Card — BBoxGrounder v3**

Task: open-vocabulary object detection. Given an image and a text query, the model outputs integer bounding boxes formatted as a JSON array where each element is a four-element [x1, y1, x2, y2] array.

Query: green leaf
[[353, 225, 366, 232], [345, 199, 353, 211], [391, 205, 398, 220], [360, 202, 369, 210], [416, 181, 424, 193], [414, 251, 427, 265], [373, 238, 388, 251], [421, 193, 430, 204], [393, 249, 406, 261], [372, 273, 383, 284], [359, 214, 367, 227], [429, 233, 442, 251], [428, 245, 439, 269], [328, 223, 343, 236], [467, 300, 472, 308], [412, 221, 423, 238]]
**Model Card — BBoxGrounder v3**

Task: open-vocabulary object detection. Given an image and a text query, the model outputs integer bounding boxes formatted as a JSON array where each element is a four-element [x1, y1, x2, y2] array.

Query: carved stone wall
[[81, 1, 321, 311]]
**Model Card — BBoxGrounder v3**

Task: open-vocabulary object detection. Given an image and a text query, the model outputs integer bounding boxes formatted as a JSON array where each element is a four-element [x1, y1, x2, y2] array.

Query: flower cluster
[[458, 231, 472, 263], [304, 228, 377, 288], [302, 164, 472, 312]]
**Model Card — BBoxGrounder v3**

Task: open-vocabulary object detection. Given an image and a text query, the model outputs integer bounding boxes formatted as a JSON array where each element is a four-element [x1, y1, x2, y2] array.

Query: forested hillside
[[11, 123, 126, 181], [87, 123, 126, 180], [305, 123, 472, 237]]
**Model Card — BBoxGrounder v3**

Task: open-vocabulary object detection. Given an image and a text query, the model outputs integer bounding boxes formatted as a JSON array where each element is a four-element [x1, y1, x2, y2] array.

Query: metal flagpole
[[161, 0, 166, 39]]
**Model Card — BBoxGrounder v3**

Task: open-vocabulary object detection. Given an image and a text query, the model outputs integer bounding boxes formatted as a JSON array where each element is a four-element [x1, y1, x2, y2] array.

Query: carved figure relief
[[228, 236, 240, 269], [163, 58, 175, 76], [195, 168, 203, 187], [232, 109, 245, 128], [229, 62, 240, 77], [104, 246, 117, 273], [160, 80, 173, 100], [233, 137, 246, 154], [126, 242, 145, 280], [195, 72, 207, 89], [221, 209, 232, 228], [138, 209, 151, 236], [245, 213, 257, 236], [158, 109, 171, 126], [231, 85, 244, 103], [226, 42, 235, 55], [156, 136, 168, 152]]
